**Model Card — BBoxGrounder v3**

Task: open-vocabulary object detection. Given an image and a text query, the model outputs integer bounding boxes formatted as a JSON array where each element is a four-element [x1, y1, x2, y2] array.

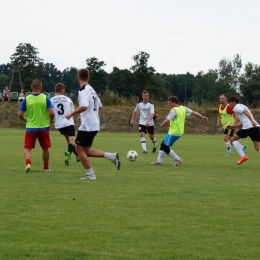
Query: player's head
[[168, 96, 179, 104], [31, 79, 42, 91], [219, 94, 227, 104], [78, 69, 90, 81], [142, 90, 149, 100], [55, 83, 65, 93], [228, 95, 240, 104]]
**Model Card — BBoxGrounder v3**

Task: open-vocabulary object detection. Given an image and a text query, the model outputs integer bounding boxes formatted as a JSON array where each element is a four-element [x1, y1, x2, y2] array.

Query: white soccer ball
[[127, 150, 138, 162]]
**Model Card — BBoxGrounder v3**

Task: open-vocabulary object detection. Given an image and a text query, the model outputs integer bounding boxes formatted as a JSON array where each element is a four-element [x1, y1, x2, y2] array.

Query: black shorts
[[58, 125, 76, 137], [139, 124, 155, 134], [76, 130, 98, 147], [236, 127, 260, 142], [224, 128, 234, 137]]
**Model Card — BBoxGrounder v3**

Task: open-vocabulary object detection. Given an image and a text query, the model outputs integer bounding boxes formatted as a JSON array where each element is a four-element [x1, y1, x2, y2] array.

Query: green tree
[[39, 62, 62, 92], [130, 51, 156, 90], [240, 62, 260, 107], [108, 67, 137, 97], [60, 67, 79, 98], [193, 70, 219, 105], [10, 43, 44, 91], [216, 54, 242, 94], [86, 57, 108, 93]]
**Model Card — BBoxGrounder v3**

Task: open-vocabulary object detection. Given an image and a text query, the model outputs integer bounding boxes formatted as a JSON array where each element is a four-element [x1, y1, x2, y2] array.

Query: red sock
[[44, 163, 49, 169], [26, 159, 31, 165]]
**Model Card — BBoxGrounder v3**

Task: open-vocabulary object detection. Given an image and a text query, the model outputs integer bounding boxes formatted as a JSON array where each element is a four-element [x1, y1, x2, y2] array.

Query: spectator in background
[[18, 88, 25, 105], [2, 86, 10, 103]]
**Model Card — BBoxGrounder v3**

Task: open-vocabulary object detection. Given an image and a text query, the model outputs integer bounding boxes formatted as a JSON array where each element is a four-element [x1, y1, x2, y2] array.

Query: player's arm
[[18, 110, 26, 122], [145, 113, 155, 127], [191, 111, 208, 122], [66, 106, 87, 119], [243, 108, 257, 127], [217, 106, 221, 126], [131, 111, 137, 125], [160, 118, 169, 127]]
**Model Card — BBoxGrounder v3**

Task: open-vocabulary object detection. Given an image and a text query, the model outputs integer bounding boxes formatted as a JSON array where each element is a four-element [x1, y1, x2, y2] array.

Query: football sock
[[152, 138, 157, 148], [26, 159, 31, 165], [68, 143, 74, 153], [72, 145, 78, 156], [140, 137, 146, 151], [157, 150, 166, 163], [232, 140, 245, 157], [44, 163, 49, 169], [104, 152, 113, 160], [225, 141, 231, 154], [86, 168, 95, 176], [169, 149, 180, 161]]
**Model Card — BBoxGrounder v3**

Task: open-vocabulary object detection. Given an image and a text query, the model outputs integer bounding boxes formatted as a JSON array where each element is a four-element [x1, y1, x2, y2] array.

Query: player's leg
[[223, 129, 232, 156], [23, 131, 37, 173], [83, 131, 120, 170], [75, 131, 96, 180], [230, 131, 248, 165], [38, 130, 52, 171], [139, 125, 147, 154], [165, 135, 182, 166], [148, 126, 156, 153]]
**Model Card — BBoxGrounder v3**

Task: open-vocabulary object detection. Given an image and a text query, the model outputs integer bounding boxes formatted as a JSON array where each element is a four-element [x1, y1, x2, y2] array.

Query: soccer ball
[[127, 150, 138, 162]]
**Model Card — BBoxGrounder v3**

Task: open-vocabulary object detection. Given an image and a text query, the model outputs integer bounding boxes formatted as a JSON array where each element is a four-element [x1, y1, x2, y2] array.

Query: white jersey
[[51, 94, 75, 129], [134, 101, 154, 126], [78, 84, 101, 131], [233, 103, 259, 129]]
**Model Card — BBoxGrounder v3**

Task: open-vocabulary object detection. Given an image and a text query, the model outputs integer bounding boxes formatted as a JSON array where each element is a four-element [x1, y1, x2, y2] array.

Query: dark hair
[[78, 68, 90, 81], [55, 83, 65, 93], [168, 96, 179, 104], [228, 95, 240, 103]]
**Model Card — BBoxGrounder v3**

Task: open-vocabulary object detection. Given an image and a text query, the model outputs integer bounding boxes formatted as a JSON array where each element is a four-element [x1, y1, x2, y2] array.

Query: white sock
[[104, 152, 113, 160], [152, 138, 157, 148], [232, 141, 245, 157], [169, 150, 180, 161], [225, 141, 231, 154], [86, 168, 95, 176], [157, 150, 166, 163], [140, 137, 146, 151]]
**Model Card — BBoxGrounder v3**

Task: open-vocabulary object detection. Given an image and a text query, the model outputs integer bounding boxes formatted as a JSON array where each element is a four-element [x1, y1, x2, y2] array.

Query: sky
[[1, 0, 260, 75]]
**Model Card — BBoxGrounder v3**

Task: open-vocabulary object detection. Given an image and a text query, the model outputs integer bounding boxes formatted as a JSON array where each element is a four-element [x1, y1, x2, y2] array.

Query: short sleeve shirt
[[78, 84, 101, 132], [51, 94, 75, 129], [134, 101, 154, 126], [233, 104, 259, 129]]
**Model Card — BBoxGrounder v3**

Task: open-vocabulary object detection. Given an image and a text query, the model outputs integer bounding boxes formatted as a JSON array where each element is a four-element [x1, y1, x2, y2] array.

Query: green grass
[[1, 128, 260, 259]]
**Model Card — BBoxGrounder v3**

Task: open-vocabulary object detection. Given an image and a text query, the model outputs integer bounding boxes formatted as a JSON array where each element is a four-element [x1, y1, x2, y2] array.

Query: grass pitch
[[0, 128, 260, 259]]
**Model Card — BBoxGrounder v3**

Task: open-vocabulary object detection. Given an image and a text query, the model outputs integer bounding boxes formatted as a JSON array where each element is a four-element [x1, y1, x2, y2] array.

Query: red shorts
[[24, 130, 51, 149]]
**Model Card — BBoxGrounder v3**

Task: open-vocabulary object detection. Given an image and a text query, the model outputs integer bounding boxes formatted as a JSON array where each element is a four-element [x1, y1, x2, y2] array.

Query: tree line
[[0, 43, 260, 107]]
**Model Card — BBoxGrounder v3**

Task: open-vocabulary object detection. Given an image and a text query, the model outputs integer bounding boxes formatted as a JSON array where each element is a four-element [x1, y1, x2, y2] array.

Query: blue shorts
[[163, 134, 181, 147]]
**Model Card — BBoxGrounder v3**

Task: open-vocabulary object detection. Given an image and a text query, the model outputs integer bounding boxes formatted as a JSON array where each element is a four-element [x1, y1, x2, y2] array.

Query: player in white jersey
[[227, 95, 260, 165], [51, 83, 79, 166], [131, 90, 157, 154], [66, 68, 120, 180]]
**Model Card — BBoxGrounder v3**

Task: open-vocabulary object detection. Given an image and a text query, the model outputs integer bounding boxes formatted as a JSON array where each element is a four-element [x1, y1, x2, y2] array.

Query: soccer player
[[66, 68, 120, 180], [217, 93, 246, 156], [131, 90, 157, 154], [50, 83, 80, 166], [18, 79, 55, 173], [150, 96, 208, 166], [227, 95, 260, 165]]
